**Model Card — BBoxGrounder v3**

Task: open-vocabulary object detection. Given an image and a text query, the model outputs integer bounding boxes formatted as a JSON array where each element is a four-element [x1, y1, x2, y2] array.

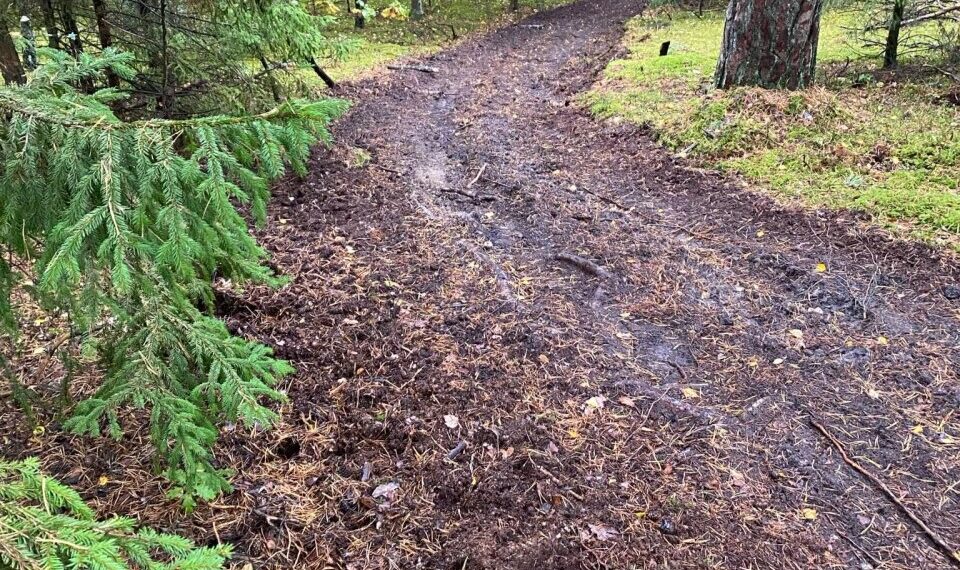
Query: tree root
[[810, 418, 960, 568], [555, 252, 612, 280]]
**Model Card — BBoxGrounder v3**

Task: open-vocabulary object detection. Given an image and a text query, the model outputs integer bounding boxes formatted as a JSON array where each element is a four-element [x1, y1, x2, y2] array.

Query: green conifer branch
[[0, 47, 349, 506]]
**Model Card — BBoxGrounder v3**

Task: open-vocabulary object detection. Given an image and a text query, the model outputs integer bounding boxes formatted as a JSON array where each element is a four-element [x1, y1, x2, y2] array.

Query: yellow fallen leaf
[[756, 230, 765, 238], [747, 356, 760, 368], [538, 354, 550, 365], [567, 429, 580, 439], [681, 387, 700, 399], [635, 511, 647, 518], [866, 388, 881, 400], [801, 508, 818, 521], [789, 329, 804, 339], [911, 424, 924, 435], [815, 263, 828, 273], [584, 396, 607, 410], [876, 336, 889, 346], [97, 475, 109, 486], [32, 425, 45, 437]]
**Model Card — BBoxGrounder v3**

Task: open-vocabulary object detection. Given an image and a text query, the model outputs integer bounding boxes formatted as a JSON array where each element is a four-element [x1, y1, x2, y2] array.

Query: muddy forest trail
[[209, 1, 960, 568]]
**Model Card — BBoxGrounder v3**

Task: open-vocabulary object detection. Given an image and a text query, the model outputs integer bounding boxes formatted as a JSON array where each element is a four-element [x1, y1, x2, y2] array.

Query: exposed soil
[[5, 1, 960, 568]]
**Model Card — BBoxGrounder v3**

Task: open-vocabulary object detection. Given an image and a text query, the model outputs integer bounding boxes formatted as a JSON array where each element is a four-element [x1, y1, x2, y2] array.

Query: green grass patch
[[587, 9, 960, 247]]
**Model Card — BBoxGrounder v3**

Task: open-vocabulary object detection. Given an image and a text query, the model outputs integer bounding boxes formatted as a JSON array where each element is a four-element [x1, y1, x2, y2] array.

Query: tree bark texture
[[39, 0, 59, 48], [883, 0, 905, 68], [17, 2, 37, 70], [57, 0, 84, 58], [0, 13, 26, 85], [715, 0, 824, 90], [92, 0, 119, 86]]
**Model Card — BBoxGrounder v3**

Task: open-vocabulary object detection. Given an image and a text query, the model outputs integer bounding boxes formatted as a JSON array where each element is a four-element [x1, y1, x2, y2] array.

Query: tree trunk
[[715, 0, 824, 90], [92, 0, 119, 86], [309, 56, 337, 89], [39, 0, 59, 48], [0, 13, 26, 85], [509, 0, 520, 11], [354, 0, 365, 28], [259, 55, 283, 102], [883, 0, 905, 68], [411, 0, 424, 19], [16, 1, 37, 70], [57, 0, 83, 58]]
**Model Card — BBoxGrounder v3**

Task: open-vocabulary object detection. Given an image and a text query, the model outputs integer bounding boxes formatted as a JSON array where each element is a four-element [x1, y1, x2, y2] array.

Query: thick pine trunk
[[715, 0, 824, 90], [883, 0, 905, 68], [0, 13, 26, 85], [411, 0, 424, 19]]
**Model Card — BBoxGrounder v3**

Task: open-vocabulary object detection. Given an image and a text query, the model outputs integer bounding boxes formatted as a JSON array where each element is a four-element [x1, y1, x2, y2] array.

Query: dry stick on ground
[[810, 418, 960, 568], [440, 187, 478, 199], [924, 64, 960, 83], [387, 64, 439, 74], [467, 163, 487, 189]]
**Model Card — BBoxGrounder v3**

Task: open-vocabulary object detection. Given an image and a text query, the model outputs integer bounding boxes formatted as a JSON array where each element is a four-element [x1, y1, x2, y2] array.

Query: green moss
[[588, 9, 960, 247]]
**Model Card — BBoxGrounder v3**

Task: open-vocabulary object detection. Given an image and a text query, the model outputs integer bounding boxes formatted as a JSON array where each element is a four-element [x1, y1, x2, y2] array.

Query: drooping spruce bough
[[0, 48, 348, 508], [0, 457, 230, 570]]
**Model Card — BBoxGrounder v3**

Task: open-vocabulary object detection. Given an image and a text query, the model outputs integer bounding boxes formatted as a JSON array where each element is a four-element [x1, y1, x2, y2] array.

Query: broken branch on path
[[809, 418, 960, 568], [467, 163, 488, 189], [387, 64, 439, 74]]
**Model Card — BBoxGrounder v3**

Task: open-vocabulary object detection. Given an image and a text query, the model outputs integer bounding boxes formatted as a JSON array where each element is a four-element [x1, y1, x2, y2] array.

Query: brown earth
[[5, 0, 960, 568]]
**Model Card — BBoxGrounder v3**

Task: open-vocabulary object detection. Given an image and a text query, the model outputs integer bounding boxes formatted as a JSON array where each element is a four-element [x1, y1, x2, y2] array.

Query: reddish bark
[[715, 0, 824, 90], [0, 14, 25, 85]]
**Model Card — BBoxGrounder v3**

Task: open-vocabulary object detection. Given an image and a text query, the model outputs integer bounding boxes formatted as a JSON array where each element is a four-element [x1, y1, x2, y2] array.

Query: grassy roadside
[[587, 9, 960, 248]]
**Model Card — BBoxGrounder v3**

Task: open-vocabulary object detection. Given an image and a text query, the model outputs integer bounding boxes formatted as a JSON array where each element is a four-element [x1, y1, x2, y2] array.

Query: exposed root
[[459, 240, 518, 306], [810, 418, 960, 568], [554, 252, 612, 280]]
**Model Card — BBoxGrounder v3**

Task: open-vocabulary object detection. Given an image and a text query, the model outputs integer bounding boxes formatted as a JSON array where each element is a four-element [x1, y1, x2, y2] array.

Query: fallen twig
[[467, 163, 487, 189], [810, 418, 960, 568], [576, 185, 631, 211], [447, 440, 467, 460], [441, 187, 477, 199], [925, 64, 960, 83], [387, 64, 439, 74], [370, 162, 402, 175], [480, 176, 514, 190]]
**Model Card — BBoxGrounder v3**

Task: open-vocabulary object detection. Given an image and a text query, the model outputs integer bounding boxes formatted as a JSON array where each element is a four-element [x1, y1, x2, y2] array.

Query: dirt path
[[208, 2, 960, 568]]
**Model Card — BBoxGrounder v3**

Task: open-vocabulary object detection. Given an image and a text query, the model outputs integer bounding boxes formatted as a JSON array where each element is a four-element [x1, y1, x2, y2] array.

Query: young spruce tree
[[0, 32, 347, 508]]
